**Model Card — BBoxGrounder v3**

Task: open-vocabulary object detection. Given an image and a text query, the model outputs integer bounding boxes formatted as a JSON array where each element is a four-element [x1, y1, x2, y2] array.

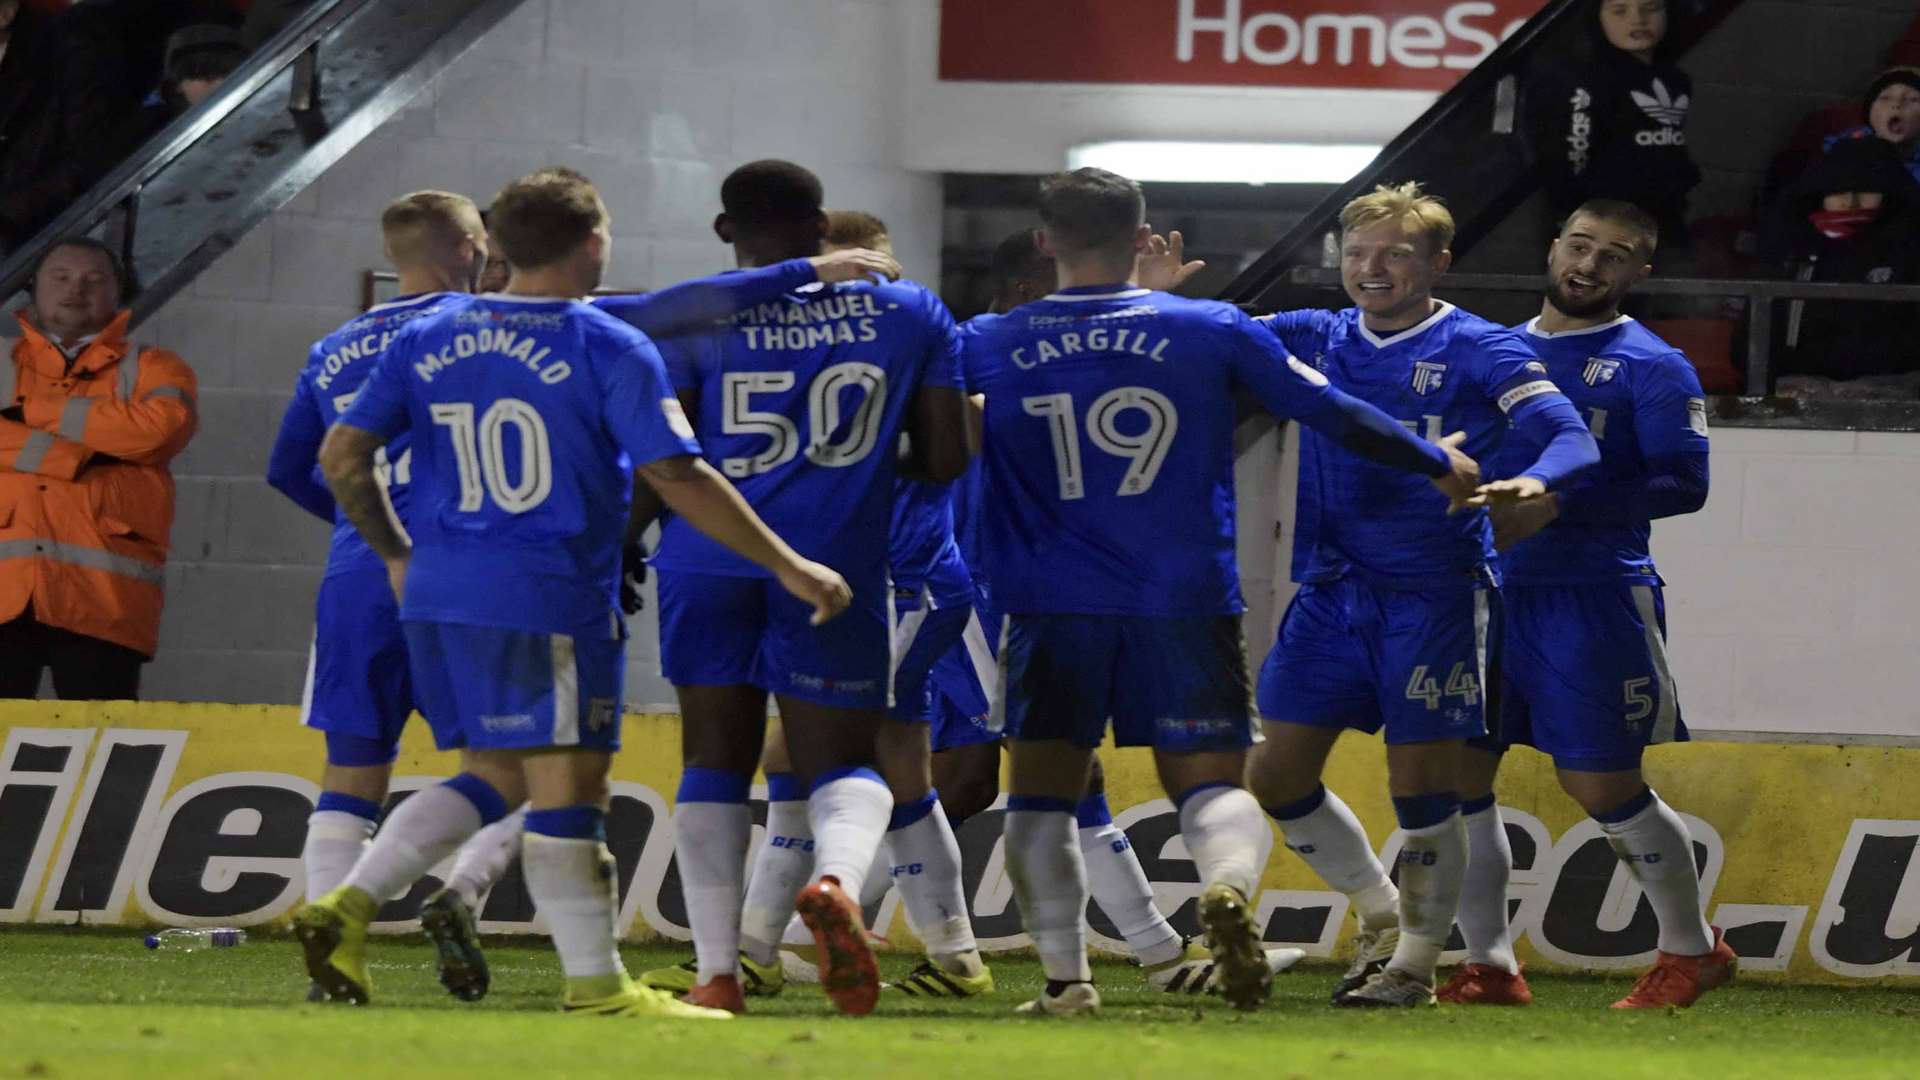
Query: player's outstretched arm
[[598, 248, 901, 339], [637, 454, 852, 625], [318, 422, 409, 598], [1470, 393, 1598, 506], [1135, 230, 1206, 292], [265, 384, 336, 523]]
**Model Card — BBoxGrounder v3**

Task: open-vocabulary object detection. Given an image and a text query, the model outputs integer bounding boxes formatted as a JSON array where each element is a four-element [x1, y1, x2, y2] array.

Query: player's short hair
[[825, 210, 888, 249], [29, 236, 131, 297], [488, 167, 606, 270], [1564, 199, 1660, 259], [1038, 168, 1145, 255], [989, 228, 1053, 290], [721, 160, 825, 229], [1339, 181, 1455, 255], [380, 190, 483, 269]]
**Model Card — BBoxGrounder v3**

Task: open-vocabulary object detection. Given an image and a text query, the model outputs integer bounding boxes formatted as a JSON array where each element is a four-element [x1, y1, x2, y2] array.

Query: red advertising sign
[[939, 0, 1547, 92]]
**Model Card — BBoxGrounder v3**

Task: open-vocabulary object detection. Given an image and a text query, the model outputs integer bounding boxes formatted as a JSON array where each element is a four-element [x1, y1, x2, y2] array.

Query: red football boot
[[795, 876, 881, 1016], [683, 974, 747, 1014], [1436, 963, 1533, 1006], [1612, 926, 1737, 1009]]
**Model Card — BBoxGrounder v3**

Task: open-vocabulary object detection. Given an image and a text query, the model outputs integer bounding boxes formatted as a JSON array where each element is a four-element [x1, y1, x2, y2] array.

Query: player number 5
[[1022, 386, 1179, 500]]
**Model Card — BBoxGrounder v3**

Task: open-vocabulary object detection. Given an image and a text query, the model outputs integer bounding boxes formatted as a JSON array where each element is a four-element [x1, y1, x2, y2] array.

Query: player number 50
[[720, 362, 887, 477], [429, 399, 553, 513], [1022, 386, 1179, 500]]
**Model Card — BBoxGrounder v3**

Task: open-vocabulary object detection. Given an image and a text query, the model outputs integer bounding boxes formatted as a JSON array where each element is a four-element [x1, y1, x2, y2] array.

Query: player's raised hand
[[810, 247, 903, 284], [777, 558, 853, 625], [1489, 493, 1561, 551], [1469, 475, 1549, 509], [1429, 431, 1481, 515], [1135, 229, 1206, 292]]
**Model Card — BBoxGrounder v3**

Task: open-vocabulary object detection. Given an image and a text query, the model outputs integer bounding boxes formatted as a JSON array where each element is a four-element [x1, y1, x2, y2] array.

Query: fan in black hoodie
[[1525, 0, 1702, 248]]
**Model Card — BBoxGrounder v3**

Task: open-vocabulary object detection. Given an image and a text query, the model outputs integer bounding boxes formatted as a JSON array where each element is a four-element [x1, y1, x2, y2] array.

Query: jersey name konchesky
[[651, 278, 964, 587], [1262, 302, 1555, 590], [1497, 315, 1710, 585], [342, 293, 700, 637], [967, 286, 1344, 617]]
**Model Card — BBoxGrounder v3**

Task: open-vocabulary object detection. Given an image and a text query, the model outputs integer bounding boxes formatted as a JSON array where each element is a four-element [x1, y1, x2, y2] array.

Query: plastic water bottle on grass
[[143, 928, 246, 951]]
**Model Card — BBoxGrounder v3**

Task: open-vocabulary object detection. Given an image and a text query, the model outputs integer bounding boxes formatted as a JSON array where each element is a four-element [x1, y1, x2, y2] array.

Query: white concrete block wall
[[137, 0, 937, 708]]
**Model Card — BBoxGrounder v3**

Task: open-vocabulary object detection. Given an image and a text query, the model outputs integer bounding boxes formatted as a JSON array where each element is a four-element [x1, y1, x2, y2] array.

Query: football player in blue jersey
[[637, 162, 970, 1016], [1244, 182, 1600, 1008], [293, 167, 850, 1021], [267, 190, 504, 1002], [969, 169, 1481, 1017], [1438, 200, 1733, 1010]]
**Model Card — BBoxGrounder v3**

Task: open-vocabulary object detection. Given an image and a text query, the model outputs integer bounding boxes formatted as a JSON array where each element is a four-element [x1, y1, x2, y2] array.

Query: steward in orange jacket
[[0, 239, 196, 699]]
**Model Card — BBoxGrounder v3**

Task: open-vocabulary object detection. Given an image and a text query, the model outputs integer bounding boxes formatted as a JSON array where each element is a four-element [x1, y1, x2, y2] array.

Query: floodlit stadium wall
[[6, 702, 1917, 985]]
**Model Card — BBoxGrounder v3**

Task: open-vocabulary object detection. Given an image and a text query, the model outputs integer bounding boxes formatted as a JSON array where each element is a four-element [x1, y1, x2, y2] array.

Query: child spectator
[[1525, 0, 1701, 257], [1823, 67, 1920, 187]]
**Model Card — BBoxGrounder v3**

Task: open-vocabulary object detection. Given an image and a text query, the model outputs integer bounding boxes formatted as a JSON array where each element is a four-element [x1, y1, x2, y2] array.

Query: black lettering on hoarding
[[651, 797, 763, 936], [956, 808, 1024, 942], [1259, 898, 1336, 946], [1536, 834, 1708, 960], [53, 743, 165, 912], [0, 732, 84, 913], [147, 784, 309, 918], [374, 787, 436, 922], [1816, 829, 1920, 973], [0, 786, 56, 909], [1724, 920, 1786, 959]]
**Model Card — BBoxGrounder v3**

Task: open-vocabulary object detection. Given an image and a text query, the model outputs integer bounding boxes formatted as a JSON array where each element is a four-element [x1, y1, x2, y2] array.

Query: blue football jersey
[[967, 285, 1347, 617], [1496, 316, 1710, 585], [276, 293, 449, 576], [342, 293, 701, 637], [891, 480, 973, 607], [1263, 302, 1563, 590], [651, 278, 965, 586]]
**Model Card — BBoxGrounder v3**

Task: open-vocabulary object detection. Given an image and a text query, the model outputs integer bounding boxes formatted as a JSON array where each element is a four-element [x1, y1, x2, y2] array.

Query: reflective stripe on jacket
[[0, 309, 197, 655]]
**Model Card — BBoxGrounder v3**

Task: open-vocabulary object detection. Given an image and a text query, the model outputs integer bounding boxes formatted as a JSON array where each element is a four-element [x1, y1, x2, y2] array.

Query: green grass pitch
[[1, 928, 1916, 1079]]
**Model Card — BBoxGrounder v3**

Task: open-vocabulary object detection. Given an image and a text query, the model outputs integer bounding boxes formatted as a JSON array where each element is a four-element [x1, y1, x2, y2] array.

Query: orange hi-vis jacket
[[0, 309, 197, 656]]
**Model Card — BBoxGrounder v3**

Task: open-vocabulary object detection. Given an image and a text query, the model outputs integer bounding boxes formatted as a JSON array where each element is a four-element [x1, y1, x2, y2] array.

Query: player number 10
[[429, 398, 553, 514], [1022, 386, 1180, 500]]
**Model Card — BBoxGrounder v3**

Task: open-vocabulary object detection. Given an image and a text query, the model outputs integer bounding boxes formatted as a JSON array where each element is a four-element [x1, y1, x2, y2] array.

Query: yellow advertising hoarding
[[3, 701, 1916, 985]]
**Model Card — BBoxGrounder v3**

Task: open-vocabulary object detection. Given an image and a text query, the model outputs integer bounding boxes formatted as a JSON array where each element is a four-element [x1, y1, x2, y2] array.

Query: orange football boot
[[683, 974, 747, 1014], [796, 876, 881, 1016], [1437, 963, 1533, 1005], [1611, 926, 1737, 1009]]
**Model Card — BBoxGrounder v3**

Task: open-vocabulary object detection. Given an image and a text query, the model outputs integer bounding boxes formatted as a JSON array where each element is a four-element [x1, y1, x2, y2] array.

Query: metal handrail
[[0, 0, 370, 298], [1279, 267, 1920, 395]]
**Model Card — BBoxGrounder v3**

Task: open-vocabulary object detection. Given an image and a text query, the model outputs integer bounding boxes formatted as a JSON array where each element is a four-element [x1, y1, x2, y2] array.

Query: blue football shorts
[[404, 619, 625, 752], [925, 607, 1000, 752], [656, 569, 891, 710], [300, 566, 413, 765], [997, 613, 1255, 753], [891, 588, 974, 724], [1488, 582, 1687, 772], [1256, 577, 1495, 745]]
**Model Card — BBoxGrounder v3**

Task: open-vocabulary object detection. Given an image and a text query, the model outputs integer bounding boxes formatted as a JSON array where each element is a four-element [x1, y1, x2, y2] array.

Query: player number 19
[[1022, 386, 1179, 500]]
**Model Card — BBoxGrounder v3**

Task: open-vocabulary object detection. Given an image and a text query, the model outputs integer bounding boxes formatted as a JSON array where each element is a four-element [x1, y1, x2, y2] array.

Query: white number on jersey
[[721, 362, 888, 478], [1021, 386, 1179, 500], [1586, 407, 1609, 441], [1397, 414, 1445, 441], [429, 398, 553, 514], [1405, 662, 1480, 712]]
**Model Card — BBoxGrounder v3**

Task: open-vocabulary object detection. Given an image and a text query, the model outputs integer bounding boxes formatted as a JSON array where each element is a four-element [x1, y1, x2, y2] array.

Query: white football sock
[[1600, 791, 1714, 956], [1080, 820, 1183, 967], [1004, 806, 1091, 982], [858, 846, 892, 909], [303, 809, 374, 901], [886, 796, 980, 972], [1387, 811, 1467, 981], [1178, 784, 1273, 900], [342, 783, 483, 903], [740, 795, 812, 967], [674, 801, 751, 981], [1269, 786, 1399, 929], [808, 770, 893, 900], [521, 831, 622, 980], [1457, 799, 1519, 973], [443, 807, 526, 908]]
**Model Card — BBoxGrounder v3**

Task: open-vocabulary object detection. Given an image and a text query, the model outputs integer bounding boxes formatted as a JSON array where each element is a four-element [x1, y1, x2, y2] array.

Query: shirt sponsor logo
[[1495, 379, 1558, 413], [789, 674, 879, 694], [479, 713, 535, 733]]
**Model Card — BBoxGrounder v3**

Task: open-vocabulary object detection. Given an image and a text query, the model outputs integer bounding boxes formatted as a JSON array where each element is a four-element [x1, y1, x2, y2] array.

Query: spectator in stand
[[0, 25, 247, 252], [0, 1, 71, 225], [1525, 0, 1700, 261], [1764, 137, 1920, 398], [0, 238, 199, 699], [1823, 67, 1920, 187]]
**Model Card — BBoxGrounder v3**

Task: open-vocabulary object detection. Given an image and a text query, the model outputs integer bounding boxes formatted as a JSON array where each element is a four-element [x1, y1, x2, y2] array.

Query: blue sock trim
[[443, 773, 509, 826], [315, 791, 382, 822], [888, 791, 938, 832], [1264, 783, 1328, 823], [1006, 795, 1076, 814], [1074, 792, 1113, 829], [1592, 787, 1656, 825], [765, 772, 804, 803], [525, 805, 604, 841], [677, 767, 750, 804], [1460, 793, 1498, 816], [323, 730, 398, 767], [1173, 781, 1236, 811], [809, 765, 884, 794], [1391, 792, 1461, 831]]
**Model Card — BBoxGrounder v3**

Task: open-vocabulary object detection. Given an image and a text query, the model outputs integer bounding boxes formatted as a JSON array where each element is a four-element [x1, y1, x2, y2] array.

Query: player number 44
[[1404, 662, 1480, 711], [1022, 386, 1179, 499]]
